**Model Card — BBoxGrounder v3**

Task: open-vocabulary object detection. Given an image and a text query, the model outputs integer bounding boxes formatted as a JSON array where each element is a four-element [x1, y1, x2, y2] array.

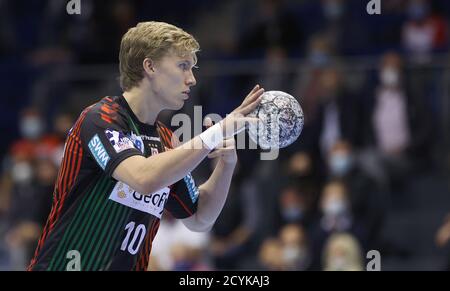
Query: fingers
[[207, 145, 235, 159], [241, 96, 263, 115], [240, 88, 265, 109], [250, 84, 260, 95], [221, 116, 260, 138], [242, 84, 260, 104]]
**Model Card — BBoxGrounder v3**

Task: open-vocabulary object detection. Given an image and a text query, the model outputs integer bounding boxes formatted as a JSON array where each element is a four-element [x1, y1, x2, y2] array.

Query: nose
[[186, 70, 196, 87]]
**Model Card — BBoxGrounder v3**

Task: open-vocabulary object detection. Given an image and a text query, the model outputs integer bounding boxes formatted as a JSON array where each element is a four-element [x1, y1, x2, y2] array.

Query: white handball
[[247, 90, 304, 149]]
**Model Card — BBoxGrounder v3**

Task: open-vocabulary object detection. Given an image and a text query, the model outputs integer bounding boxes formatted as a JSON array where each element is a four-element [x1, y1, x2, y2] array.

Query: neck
[[123, 83, 161, 125]]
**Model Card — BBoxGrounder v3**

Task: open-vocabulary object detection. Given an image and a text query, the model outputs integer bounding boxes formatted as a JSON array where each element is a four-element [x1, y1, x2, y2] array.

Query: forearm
[[113, 136, 210, 193], [183, 159, 236, 231]]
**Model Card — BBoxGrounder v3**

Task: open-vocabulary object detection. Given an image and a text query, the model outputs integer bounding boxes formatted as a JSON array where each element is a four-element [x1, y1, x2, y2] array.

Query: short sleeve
[[80, 104, 144, 177], [165, 173, 199, 219], [156, 122, 199, 219]]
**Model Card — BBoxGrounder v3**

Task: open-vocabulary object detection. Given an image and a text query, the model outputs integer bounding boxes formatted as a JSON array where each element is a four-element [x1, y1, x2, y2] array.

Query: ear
[[143, 58, 156, 76]]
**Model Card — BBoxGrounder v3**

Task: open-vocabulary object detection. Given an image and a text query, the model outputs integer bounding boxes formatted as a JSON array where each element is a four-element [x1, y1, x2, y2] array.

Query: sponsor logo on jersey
[[109, 182, 169, 219], [183, 173, 199, 203], [88, 134, 110, 170], [140, 135, 161, 142], [105, 129, 135, 153], [130, 132, 144, 153], [150, 147, 159, 156]]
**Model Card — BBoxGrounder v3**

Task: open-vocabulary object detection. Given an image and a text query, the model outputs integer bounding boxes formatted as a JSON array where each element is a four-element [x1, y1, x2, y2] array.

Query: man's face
[[149, 52, 197, 110]]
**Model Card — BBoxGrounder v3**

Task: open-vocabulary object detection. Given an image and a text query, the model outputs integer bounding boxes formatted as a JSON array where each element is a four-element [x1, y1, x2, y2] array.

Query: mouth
[[182, 90, 190, 99]]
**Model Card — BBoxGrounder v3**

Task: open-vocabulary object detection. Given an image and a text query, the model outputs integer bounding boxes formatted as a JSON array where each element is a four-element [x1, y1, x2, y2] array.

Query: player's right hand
[[220, 84, 264, 138]]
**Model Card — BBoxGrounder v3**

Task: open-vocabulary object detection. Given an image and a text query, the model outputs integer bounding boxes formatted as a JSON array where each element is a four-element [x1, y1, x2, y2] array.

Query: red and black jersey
[[28, 96, 199, 271]]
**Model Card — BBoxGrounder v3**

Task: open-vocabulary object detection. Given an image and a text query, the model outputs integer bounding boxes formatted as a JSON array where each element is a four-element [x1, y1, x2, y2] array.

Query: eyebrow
[[180, 59, 198, 69]]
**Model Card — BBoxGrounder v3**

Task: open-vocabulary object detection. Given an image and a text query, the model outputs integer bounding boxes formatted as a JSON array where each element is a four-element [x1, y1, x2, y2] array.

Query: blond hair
[[119, 21, 200, 91], [323, 233, 364, 271]]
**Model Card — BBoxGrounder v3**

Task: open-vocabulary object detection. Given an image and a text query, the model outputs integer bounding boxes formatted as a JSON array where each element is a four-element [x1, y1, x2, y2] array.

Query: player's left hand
[[204, 117, 237, 165]]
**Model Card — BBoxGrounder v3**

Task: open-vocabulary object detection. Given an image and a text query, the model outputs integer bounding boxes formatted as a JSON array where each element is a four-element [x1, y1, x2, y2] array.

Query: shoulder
[[82, 96, 130, 131], [156, 121, 173, 136]]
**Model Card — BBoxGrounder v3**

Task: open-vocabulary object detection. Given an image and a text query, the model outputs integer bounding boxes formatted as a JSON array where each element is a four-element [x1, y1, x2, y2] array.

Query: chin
[[169, 100, 185, 111]]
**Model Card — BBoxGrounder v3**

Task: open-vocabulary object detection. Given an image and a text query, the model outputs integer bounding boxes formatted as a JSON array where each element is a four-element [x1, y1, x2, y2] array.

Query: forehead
[[161, 50, 196, 65]]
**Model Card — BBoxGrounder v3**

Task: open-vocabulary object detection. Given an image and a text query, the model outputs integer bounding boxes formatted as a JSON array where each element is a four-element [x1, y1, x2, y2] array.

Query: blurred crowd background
[[1, 0, 450, 271]]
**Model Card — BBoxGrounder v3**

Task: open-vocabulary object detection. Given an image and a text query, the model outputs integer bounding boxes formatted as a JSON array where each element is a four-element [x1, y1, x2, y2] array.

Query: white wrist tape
[[199, 122, 223, 150]]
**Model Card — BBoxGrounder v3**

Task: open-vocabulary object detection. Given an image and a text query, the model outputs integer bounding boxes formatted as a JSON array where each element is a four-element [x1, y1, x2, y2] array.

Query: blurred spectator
[[292, 33, 333, 128], [209, 167, 261, 270], [318, 181, 355, 233], [275, 183, 316, 232], [326, 140, 387, 249], [402, 0, 448, 64], [52, 112, 74, 141], [9, 107, 63, 163], [0, 157, 55, 270], [318, 0, 372, 55], [151, 214, 210, 271], [364, 52, 434, 196], [435, 213, 450, 271], [279, 224, 312, 271], [322, 232, 364, 271], [49, 112, 75, 166], [304, 65, 361, 160], [310, 180, 368, 270], [257, 237, 285, 271], [257, 46, 293, 92], [170, 243, 211, 271]]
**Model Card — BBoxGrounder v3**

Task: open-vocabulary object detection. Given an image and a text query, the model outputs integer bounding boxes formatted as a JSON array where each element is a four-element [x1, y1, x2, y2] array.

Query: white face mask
[[20, 117, 44, 139], [324, 199, 347, 216], [380, 68, 400, 87], [283, 246, 300, 262], [329, 255, 348, 270], [11, 161, 33, 183], [329, 154, 352, 176]]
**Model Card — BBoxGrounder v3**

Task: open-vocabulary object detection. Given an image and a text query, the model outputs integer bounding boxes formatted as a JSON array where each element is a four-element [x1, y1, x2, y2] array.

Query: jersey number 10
[[121, 221, 147, 255]]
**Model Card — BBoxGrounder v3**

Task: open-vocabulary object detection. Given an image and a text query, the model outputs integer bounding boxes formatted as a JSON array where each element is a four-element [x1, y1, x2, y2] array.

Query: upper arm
[[111, 155, 150, 194], [159, 124, 200, 219], [81, 104, 144, 178]]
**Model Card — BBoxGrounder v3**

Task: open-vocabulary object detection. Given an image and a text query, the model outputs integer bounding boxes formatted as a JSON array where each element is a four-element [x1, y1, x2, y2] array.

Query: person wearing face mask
[[309, 180, 368, 270], [279, 224, 312, 271], [364, 52, 434, 205], [277, 185, 313, 229], [327, 140, 387, 252], [311, 66, 361, 163], [19, 112, 44, 141], [8, 108, 63, 169], [402, 0, 448, 64], [319, 181, 352, 232]]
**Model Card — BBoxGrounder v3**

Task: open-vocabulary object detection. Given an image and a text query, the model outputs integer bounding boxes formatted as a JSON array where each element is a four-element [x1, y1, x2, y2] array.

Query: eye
[[179, 63, 189, 71]]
